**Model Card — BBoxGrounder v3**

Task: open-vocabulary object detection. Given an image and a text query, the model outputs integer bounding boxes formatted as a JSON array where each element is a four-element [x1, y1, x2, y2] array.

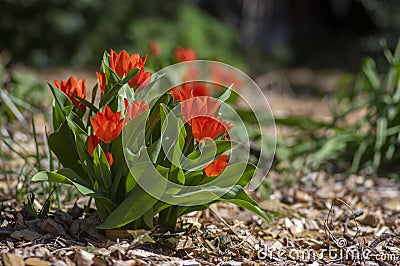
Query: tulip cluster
[[32, 48, 270, 230]]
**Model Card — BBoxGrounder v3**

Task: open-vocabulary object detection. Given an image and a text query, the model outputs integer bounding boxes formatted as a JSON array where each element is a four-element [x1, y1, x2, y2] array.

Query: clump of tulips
[[32, 49, 270, 229]]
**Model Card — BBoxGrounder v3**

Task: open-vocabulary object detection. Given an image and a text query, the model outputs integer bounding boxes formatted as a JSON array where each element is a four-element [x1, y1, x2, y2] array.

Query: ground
[[0, 68, 399, 265]]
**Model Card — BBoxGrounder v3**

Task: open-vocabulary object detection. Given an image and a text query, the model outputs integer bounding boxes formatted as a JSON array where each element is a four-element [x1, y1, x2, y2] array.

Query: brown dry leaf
[[40, 218, 66, 236], [25, 257, 51, 266], [74, 250, 94, 266], [359, 213, 379, 227], [383, 198, 400, 211], [295, 190, 312, 202], [10, 229, 42, 241], [105, 229, 134, 241], [2, 253, 25, 266]]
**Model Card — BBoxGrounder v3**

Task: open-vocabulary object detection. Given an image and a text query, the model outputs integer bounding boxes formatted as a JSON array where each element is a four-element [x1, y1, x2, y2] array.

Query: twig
[[369, 233, 392, 249], [343, 210, 363, 243]]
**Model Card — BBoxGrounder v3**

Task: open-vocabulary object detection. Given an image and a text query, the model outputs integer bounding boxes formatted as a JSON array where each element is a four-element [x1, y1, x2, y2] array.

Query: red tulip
[[54, 76, 86, 112], [210, 64, 243, 90], [87, 134, 100, 156], [181, 96, 219, 124], [124, 99, 149, 120], [170, 82, 209, 101], [129, 69, 151, 89], [106, 152, 113, 166], [96, 72, 107, 94], [149, 41, 161, 57], [204, 155, 229, 177], [90, 106, 125, 143], [109, 49, 151, 88], [175, 47, 196, 62], [190, 116, 228, 142]]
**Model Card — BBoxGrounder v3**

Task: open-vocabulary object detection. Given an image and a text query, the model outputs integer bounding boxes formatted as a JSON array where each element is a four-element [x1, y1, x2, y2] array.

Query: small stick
[[343, 210, 363, 242], [369, 233, 392, 248]]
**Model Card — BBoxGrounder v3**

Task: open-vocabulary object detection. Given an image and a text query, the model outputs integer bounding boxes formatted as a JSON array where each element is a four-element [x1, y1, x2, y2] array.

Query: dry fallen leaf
[[74, 250, 94, 266], [2, 253, 25, 266], [10, 229, 42, 241], [25, 257, 51, 266]]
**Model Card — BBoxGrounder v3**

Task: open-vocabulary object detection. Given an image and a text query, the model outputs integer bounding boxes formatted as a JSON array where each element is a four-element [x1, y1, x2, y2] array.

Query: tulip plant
[[32, 49, 271, 230]]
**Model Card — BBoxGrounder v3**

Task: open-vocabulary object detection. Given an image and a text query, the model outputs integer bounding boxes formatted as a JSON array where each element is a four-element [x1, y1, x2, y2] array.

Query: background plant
[[273, 39, 400, 178]]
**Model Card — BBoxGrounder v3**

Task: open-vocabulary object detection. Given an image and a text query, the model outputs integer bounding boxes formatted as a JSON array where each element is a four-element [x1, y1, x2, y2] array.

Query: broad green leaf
[[97, 186, 158, 229], [48, 82, 73, 112], [48, 121, 85, 177], [142, 208, 154, 228], [31, 169, 94, 196], [183, 140, 237, 170], [123, 111, 148, 155], [221, 186, 272, 223], [200, 162, 257, 187], [52, 99, 66, 130], [95, 197, 117, 222], [125, 172, 136, 194]]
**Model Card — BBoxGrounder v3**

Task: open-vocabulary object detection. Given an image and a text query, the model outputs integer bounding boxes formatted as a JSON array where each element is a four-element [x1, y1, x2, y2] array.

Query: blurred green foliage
[[130, 5, 242, 67], [275, 38, 400, 178], [0, 60, 47, 123], [0, 0, 242, 68]]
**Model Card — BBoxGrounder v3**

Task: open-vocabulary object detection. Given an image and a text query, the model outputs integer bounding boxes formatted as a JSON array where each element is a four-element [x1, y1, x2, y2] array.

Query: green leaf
[[142, 208, 154, 228], [201, 162, 257, 187], [95, 197, 117, 222], [221, 186, 272, 223], [184, 140, 237, 170], [123, 111, 148, 155], [217, 84, 233, 102], [125, 171, 136, 194], [97, 185, 158, 229], [145, 94, 173, 135], [31, 169, 94, 195], [99, 68, 139, 108], [275, 117, 331, 130], [72, 94, 99, 113], [48, 82, 73, 112], [48, 121, 85, 177], [110, 134, 129, 201], [52, 99, 66, 130], [147, 139, 162, 164], [93, 146, 112, 196], [117, 84, 135, 113], [392, 38, 400, 64], [362, 58, 380, 91]]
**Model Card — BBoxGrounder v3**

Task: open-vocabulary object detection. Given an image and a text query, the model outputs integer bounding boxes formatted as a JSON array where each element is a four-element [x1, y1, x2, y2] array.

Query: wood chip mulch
[[0, 171, 399, 265]]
